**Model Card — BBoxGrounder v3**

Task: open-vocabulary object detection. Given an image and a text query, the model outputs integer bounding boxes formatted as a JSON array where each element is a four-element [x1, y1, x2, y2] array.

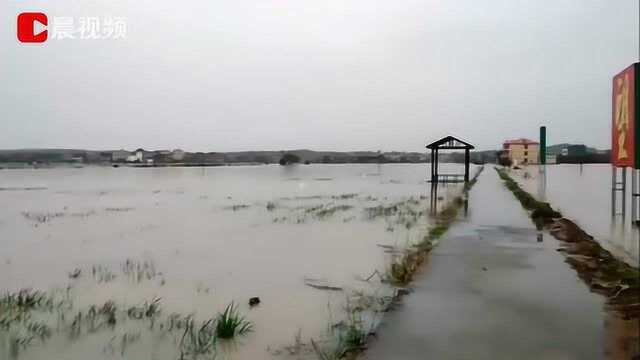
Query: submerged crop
[[215, 302, 253, 339]]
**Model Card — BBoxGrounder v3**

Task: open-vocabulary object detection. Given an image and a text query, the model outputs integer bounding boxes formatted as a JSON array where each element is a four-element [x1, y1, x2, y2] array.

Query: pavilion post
[[464, 149, 470, 182], [430, 149, 435, 182], [434, 149, 439, 181]]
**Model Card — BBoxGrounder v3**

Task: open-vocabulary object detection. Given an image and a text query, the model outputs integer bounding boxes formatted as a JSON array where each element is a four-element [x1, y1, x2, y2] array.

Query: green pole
[[540, 126, 546, 164]]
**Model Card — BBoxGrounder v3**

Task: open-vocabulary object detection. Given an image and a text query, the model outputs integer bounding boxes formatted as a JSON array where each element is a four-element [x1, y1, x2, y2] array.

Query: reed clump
[[215, 302, 253, 339], [179, 316, 217, 359], [310, 307, 371, 360]]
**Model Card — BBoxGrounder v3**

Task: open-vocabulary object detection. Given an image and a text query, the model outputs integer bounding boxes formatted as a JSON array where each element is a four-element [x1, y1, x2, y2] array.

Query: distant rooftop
[[503, 138, 539, 145]]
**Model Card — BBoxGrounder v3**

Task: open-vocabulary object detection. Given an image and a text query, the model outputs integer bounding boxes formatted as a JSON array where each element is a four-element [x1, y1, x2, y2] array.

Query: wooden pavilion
[[426, 136, 475, 183]]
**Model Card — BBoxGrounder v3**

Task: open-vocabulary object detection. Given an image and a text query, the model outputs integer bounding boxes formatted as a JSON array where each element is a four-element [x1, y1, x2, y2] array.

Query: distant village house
[[503, 138, 539, 165], [111, 150, 131, 162]]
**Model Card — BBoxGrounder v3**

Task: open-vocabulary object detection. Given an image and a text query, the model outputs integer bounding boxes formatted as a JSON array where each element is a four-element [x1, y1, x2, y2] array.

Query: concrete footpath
[[364, 169, 613, 360]]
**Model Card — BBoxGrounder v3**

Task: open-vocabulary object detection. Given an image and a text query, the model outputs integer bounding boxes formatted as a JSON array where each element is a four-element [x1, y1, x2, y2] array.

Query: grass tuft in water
[[127, 297, 161, 320], [388, 250, 425, 285], [315, 205, 353, 218], [215, 302, 253, 339], [310, 303, 371, 360], [179, 316, 218, 359], [0, 289, 52, 312]]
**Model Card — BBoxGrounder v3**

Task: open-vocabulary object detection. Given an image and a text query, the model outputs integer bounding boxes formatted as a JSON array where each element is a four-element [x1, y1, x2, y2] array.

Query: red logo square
[[17, 12, 48, 43]]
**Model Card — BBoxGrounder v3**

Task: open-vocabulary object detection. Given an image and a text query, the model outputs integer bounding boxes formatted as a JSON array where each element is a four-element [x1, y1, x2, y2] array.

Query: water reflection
[[429, 182, 439, 217], [632, 168, 640, 226], [429, 182, 468, 217], [514, 164, 639, 265], [537, 165, 547, 201], [603, 312, 640, 359]]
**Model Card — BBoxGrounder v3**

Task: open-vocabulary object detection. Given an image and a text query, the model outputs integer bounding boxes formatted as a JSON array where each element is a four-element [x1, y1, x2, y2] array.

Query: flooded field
[[0, 164, 470, 360], [510, 164, 639, 265]]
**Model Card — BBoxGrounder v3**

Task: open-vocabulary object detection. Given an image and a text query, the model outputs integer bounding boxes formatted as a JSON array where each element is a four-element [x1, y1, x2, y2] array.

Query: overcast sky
[[2, 0, 638, 152]]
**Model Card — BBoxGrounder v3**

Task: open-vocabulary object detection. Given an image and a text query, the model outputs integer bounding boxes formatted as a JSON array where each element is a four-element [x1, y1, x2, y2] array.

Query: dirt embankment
[[550, 219, 639, 318]]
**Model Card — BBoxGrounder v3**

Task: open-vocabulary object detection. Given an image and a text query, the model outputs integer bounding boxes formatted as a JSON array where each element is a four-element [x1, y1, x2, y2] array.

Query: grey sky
[[2, 0, 638, 152]]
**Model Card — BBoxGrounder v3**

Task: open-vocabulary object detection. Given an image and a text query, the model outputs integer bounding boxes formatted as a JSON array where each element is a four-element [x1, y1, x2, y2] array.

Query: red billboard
[[612, 63, 638, 168]]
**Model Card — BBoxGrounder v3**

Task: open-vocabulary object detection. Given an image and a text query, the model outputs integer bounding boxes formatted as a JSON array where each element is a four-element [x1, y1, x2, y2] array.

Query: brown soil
[[549, 218, 640, 320]]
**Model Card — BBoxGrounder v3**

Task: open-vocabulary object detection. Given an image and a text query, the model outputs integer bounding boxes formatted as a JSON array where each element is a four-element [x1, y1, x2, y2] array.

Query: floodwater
[[0, 164, 468, 360], [365, 168, 638, 360], [511, 164, 639, 265]]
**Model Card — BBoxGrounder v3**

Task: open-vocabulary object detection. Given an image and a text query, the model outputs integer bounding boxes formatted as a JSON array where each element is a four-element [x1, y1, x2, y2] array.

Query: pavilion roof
[[426, 136, 475, 150]]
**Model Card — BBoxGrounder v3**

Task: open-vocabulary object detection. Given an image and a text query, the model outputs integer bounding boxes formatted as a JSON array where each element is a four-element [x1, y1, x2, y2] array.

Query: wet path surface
[[364, 170, 611, 360]]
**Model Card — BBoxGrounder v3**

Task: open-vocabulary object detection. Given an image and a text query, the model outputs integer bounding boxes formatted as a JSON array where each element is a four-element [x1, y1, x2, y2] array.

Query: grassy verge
[[494, 166, 639, 319], [494, 167, 561, 229]]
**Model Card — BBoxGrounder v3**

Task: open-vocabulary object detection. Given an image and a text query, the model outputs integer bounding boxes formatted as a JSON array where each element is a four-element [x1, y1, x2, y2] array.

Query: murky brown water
[[511, 164, 639, 265], [0, 164, 468, 360]]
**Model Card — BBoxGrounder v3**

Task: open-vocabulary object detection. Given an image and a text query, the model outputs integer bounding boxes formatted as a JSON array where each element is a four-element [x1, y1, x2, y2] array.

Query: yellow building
[[503, 138, 539, 165]]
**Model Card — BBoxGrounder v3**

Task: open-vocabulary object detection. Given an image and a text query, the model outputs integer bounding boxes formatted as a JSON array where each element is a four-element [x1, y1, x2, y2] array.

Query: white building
[[134, 149, 145, 162]]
